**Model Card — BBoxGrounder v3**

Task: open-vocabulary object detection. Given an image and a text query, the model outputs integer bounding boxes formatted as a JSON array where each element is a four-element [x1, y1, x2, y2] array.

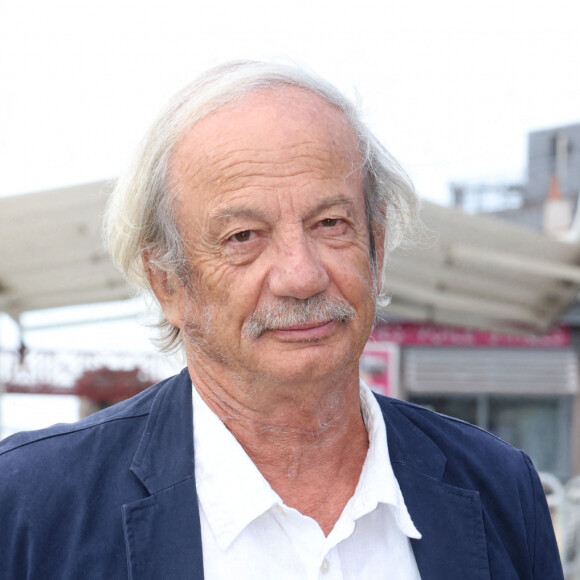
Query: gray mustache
[[243, 293, 356, 340]]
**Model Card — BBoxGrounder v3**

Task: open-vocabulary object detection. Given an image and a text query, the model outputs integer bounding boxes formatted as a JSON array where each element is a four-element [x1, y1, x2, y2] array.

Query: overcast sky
[[1, 0, 579, 204], [1, 0, 579, 430]]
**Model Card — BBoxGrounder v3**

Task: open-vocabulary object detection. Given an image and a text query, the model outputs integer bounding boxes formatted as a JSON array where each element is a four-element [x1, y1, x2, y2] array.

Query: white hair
[[104, 60, 418, 353]]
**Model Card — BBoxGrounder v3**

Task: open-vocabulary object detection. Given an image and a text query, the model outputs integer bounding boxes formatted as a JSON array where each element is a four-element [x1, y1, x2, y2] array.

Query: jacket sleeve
[[522, 452, 564, 579]]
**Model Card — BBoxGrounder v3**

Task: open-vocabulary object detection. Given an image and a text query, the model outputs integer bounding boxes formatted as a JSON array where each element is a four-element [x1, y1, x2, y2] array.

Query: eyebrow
[[210, 207, 270, 222], [308, 197, 353, 218], [209, 196, 354, 223]]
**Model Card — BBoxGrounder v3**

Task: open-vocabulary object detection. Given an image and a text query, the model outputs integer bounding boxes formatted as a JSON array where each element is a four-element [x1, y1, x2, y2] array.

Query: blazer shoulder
[[374, 393, 535, 489], [0, 369, 190, 530], [377, 394, 518, 453], [0, 370, 183, 458]]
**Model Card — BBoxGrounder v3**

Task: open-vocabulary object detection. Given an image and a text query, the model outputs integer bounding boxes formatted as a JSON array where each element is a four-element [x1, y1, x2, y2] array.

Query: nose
[[267, 234, 330, 300]]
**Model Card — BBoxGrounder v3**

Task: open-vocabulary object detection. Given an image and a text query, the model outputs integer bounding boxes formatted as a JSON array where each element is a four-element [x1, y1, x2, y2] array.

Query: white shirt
[[192, 382, 422, 579]]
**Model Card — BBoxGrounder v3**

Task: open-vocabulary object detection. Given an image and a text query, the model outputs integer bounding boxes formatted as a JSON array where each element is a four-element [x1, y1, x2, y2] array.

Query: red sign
[[370, 322, 570, 348], [360, 343, 399, 398]]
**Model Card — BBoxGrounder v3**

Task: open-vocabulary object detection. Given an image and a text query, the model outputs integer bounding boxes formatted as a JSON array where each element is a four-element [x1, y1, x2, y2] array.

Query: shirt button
[[275, 504, 286, 516], [320, 558, 330, 575]]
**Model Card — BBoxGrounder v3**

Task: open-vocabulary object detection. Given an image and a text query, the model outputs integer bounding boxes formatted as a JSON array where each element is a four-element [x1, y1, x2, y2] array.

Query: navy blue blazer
[[0, 368, 563, 579]]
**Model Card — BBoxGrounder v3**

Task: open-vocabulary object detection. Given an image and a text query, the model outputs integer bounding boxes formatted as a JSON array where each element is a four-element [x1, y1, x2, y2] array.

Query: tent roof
[[2, 181, 580, 334], [385, 203, 580, 334], [0, 181, 131, 318]]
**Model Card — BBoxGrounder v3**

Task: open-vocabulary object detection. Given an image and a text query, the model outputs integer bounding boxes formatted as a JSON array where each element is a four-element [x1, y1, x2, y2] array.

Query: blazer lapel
[[396, 465, 490, 580], [123, 370, 205, 580], [378, 397, 491, 580]]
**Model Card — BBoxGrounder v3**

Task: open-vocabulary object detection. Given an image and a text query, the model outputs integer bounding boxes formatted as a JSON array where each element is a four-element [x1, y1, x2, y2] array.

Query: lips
[[269, 320, 337, 340]]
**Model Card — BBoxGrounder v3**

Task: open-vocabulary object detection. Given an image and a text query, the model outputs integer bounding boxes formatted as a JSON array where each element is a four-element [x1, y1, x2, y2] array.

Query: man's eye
[[231, 230, 253, 242], [320, 218, 339, 227]]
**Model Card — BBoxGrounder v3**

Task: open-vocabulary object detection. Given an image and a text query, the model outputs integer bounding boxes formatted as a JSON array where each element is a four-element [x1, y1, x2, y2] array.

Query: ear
[[142, 252, 187, 330], [372, 223, 386, 292]]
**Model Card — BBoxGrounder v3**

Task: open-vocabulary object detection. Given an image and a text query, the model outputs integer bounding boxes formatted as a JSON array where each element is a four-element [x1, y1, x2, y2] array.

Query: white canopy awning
[[385, 203, 580, 334], [0, 181, 131, 318], [2, 181, 580, 334]]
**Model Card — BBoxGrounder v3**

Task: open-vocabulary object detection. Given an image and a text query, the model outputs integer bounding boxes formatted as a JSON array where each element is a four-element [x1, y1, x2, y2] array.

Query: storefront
[[361, 322, 578, 479]]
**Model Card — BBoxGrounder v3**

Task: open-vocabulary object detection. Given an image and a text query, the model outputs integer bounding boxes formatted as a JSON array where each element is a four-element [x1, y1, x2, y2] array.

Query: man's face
[[166, 87, 383, 386]]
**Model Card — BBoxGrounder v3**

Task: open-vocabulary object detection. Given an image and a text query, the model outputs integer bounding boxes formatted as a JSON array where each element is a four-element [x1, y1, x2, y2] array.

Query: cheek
[[330, 247, 374, 291], [196, 262, 267, 327], [189, 252, 238, 304], [345, 276, 376, 316]]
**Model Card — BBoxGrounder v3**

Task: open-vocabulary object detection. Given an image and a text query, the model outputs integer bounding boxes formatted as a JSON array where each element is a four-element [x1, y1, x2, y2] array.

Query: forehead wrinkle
[[221, 164, 354, 208], [216, 148, 343, 177], [188, 133, 357, 179], [172, 154, 334, 209]]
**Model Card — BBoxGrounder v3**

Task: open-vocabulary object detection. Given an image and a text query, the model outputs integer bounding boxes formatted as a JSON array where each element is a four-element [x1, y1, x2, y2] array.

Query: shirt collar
[[192, 385, 280, 550], [356, 382, 422, 539], [192, 381, 421, 551]]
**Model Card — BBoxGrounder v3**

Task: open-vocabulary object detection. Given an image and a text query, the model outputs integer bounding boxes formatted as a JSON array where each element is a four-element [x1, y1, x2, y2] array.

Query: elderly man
[[0, 62, 562, 579]]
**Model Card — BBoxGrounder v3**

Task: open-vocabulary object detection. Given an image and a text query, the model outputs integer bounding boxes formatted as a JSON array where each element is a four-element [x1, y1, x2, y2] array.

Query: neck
[[187, 357, 369, 535]]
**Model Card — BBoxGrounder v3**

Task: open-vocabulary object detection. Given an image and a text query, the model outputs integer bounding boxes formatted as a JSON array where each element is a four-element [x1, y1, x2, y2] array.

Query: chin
[[254, 347, 359, 385]]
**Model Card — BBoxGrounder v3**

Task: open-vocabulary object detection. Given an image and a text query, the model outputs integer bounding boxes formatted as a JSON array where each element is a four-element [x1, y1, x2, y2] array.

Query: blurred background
[[1, 0, 579, 573]]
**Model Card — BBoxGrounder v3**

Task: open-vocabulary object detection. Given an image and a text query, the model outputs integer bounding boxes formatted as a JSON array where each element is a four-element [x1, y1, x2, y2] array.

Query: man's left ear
[[372, 225, 386, 284], [142, 251, 187, 330]]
